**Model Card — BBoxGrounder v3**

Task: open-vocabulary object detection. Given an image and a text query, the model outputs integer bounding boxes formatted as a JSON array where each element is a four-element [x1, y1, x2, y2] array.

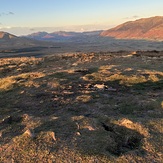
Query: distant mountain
[[0, 31, 54, 50], [0, 31, 18, 40], [101, 16, 163, 40], [25, 31, 103, 42]]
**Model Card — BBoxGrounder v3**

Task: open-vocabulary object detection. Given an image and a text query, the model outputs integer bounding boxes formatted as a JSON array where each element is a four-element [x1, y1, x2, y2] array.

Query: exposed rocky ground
[[0, 51, 163, 162]]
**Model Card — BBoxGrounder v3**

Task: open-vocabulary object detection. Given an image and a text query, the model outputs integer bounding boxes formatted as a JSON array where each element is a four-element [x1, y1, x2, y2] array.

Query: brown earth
[[101, 16, 163, 40]]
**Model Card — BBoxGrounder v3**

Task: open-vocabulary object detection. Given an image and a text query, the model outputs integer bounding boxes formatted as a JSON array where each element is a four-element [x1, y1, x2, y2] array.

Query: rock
[[49, 131, 56, 141], [23, 129, 35, 138], [93, 84, 117, 91], [94, 84, 106, 90], [0, 132, 2, 138], [76, 132, 81, 136]]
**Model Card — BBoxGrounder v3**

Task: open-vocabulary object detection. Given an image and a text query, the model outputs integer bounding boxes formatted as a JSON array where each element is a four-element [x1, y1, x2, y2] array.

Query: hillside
[[0, 31, 56, 56], [1, 30, 163, 59], [0, 31, 38, 48], [0, 51, 163, 162], [101, 16, 163, 40], [0, 31, 18, 40]]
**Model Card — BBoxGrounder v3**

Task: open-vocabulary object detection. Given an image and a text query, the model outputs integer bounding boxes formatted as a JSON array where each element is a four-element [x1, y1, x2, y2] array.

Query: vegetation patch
[[0, 52, 163, 162]]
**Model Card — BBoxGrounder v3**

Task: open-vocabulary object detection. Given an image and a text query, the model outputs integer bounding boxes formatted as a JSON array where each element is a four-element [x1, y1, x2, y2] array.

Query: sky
[[0, 0, 163, 35]]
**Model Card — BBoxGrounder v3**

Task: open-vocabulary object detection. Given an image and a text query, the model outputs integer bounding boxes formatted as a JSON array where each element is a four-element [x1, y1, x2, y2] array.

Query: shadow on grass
[[0, 63, 162, 160], [33, 116, 145, 157], [132, 80, 163, 91]]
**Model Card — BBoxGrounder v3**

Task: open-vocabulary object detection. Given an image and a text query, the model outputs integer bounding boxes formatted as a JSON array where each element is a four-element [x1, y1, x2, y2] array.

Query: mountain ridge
[[101, 16, 163, 40], [24, 30, 103, 41], [0, 31, 18, 40], [0, 31, 56, 51]]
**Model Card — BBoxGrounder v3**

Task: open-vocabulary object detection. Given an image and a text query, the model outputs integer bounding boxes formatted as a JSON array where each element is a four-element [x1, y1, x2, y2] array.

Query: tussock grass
[[76, 95, 92, 103], [0, 72, 45, 91], [0, 52, 163, 162], [0, 77, 16, 91]]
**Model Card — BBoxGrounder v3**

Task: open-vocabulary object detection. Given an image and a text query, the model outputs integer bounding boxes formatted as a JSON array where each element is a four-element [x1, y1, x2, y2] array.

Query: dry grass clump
[[75, 95, 92, 103], [1, 134, 55, 163], [147, 119, 163, 134], [0, 72, 45, 91], [0, 57, 43, 67], [15, 72, 45, 88], [47, 80, 60, 89], [83, 62, 163, 87], [83, 72, 148, 86], [0, 57, 43, 79], [161, 101, 163, 109], [117, 118, 149, 137], [0, 57, 44, 91], [0, 76, 16, 91]]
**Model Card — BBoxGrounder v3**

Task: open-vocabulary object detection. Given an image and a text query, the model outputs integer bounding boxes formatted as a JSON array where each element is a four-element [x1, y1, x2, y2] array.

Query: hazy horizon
[[0, 0, 163, 35], [0, 24, 113, 36]]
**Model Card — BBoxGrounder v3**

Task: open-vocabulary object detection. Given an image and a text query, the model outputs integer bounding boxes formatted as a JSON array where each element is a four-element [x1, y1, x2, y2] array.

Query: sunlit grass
[[76, 95, 92, 103], [0, 72, 45, 91], [0, 77, 16, 91], [83, 63, 163, 87]]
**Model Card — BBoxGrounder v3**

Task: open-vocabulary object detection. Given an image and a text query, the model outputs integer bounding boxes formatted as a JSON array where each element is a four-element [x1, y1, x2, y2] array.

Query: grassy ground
[[0, 51, 163, 162]]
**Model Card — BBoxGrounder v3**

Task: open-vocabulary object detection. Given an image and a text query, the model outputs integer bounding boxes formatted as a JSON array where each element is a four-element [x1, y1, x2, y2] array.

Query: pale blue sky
[[0, 0, 163, 35]]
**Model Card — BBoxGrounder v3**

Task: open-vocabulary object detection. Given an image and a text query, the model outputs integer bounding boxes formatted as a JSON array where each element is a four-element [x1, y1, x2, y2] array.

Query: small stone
[[49, 131, 56, 141], [72, 63, 78, 66], [40, 100, 44, 104], [23, 129, 35, 138], [94, 84, 106, 90], [76, 132, 81, 136]]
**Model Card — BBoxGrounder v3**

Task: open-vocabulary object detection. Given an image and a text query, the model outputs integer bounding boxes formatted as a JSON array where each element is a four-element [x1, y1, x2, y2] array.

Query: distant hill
[[0, 31, 18, 40], [25, 31, 103, 42], [101, 16, 163, 40], [0, 31, 55, 51]]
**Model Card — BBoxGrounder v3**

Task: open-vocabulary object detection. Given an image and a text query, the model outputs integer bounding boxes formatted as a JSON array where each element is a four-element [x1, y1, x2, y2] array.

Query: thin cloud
[[9, 12, 14, 15], [30, 28, 35, 31], [0, 12, 14, 16], [132, 15, 139, 19], [124, 15, 140, 20]]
